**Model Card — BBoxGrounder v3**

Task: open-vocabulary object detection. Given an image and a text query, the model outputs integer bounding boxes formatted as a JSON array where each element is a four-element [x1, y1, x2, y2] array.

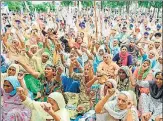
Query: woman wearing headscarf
[[103, 91, 139, 121], [133, 59, 154, 93], [16, 59, 63, 102], [93, 45, 105, 74], [2, 28, 25, 61], [97, 53, 119, 81], [69, 61, 99, 115], [1, 64, 20, 88], [113, 45, 133, 67], [153, 56, 163, 73], [139, 46, 157, 69], [154, 39, 162, 57], [116, 66, 135, 91], [144, 41, 159, 58], [1, 76, 31, 121], [136, 71, 163, 121], [17, 88, 70, 121], [95, 79, 119, 121], [21, 52, 50, 100]]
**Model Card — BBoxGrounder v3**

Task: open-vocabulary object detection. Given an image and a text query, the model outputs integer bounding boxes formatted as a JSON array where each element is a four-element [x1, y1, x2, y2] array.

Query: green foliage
[[5, 1, 22, 11], [81, 1, 93, 8], [138, 1, 163, 8], [4, 1, 56, 12], [102, 1, 126, 8], [61, 1, 73, 7]]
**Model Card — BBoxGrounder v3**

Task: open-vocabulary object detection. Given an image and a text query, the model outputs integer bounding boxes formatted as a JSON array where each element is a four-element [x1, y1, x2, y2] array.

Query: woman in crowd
[[97, 53, 119, 81], [1, 63, 20, 88], [116, 66, 135, 91], [137, 71, 163, 121], [103, 91, 139, 121], [93, 45, 105, 74], [95, 79, 119, 121], [17, 87, 70, 121], [1, 76, 31, 121], [113, 45, 133, 67], [15, 58, 63, 101]]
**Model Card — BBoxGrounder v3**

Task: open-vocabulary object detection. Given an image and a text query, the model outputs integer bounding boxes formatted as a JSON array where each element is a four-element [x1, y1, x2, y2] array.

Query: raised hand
[[106, 88, 115, 96], [142, 112, 152, 121], [40, 102, 54, 114]]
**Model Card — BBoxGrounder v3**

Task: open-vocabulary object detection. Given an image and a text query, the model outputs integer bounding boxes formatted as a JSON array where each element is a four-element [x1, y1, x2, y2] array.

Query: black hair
[[45, 64, 56, 71], [143, 59, 151, 65], [155, 72, 163, 77], [154, 33, 161, 37], [120, 45, 128, 49]]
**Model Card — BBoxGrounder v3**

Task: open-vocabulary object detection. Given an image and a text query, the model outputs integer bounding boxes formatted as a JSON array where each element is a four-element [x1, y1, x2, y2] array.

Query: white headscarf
[[100, 79, 119, 100], [7, 64, 20, 77], [104, 91, 130, 120], [48, 92, 70, 121]]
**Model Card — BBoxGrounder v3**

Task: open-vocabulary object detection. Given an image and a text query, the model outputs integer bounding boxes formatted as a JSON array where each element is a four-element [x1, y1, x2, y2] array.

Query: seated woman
[[137, 71, 163, 121], [15, 59, 63, 102], [133, 59, 154, 116], [1, 76, 31, 121], [93, 46, 105, 74], [104, 91, 139, 121], [17, 88, 70, 121], [113, 45, 133, 67], [95, 79, 119, 121], [1, 63, 20, 88], [116, 66, 135, 91], [97, 53, 119, 81], [68, 60, 99, 116], [139, 46, 157, 69]]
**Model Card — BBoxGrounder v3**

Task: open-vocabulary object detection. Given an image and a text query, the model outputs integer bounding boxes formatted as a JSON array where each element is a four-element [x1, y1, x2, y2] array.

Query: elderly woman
[[139, 46, 157, 69], [116, 66, 135, 91], [17, 88, 70, 121], [68, 60, 99, 115], [134, 59, 154, 94], [137, 71, 163, 121], [1, 64, 20, 88], [103, 91, 139, 121], [113, 45, 133, 67], [23, 52, 52, 100], [95, 79, 119, 121], [97, 53, 119, 81], [2, 30, 25, 61], [1, 76, 31, 121]]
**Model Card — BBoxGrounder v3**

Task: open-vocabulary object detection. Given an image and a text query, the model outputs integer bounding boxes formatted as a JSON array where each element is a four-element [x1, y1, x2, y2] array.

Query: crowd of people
[[1, 6, 162, 121]]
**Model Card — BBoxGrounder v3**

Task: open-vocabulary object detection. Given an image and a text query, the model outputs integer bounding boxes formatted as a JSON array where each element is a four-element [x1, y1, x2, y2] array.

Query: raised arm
[[16, 59, 40, 79], [95, 88, 115, 113]]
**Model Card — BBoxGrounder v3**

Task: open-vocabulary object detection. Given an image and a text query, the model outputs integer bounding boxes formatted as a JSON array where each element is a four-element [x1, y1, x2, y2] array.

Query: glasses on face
[[8, 68, 16, 71]]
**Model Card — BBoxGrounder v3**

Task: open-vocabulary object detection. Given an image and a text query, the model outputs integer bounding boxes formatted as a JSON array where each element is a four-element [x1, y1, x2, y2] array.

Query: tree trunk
[[126, 1, 130, 14], [52, 0, 55, 5], [101, 1, 103, 11], [78, 1, 79, 9], [157, 8, 160, 18], [152, 7, 155, 19], [120, 8, 122, 15]]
